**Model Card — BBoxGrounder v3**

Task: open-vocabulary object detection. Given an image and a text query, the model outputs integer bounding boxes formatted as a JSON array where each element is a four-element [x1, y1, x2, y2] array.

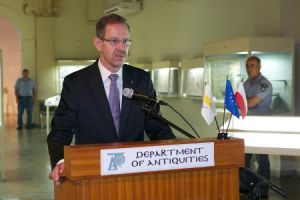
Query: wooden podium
[[54, 138, 244, 200]]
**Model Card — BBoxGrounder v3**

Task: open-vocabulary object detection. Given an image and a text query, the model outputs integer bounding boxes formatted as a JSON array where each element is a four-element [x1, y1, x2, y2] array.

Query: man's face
[[97, 23, 130, 72], [246, 58, 260, 80], [23, 70, 29, 79]]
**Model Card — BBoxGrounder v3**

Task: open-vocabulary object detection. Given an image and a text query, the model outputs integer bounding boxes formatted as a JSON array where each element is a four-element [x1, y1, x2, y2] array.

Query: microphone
[[123, 88, 199, 138], [122, 88, 168, 106]]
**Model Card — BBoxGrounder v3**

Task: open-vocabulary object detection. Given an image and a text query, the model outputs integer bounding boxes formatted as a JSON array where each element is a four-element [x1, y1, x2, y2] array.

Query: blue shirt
[[244, 74, 273, 115], [15, 78, 36, 97]]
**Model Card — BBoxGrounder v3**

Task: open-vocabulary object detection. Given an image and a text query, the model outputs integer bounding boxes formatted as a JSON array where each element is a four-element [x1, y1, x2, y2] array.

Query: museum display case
[[151, 61, 179, 97], [203, 36, 295, 114], [180, 58, 204, 99]]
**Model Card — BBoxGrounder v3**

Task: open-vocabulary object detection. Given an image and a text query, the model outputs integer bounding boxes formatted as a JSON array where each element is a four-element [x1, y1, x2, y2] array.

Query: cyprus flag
[[201, 83, 217, 125]]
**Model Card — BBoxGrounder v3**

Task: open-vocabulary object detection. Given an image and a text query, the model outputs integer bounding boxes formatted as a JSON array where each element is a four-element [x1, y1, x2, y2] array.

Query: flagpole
[[225, 114, 232, 133], [214, 117, 221, 133], [222, 102, 226, 133]]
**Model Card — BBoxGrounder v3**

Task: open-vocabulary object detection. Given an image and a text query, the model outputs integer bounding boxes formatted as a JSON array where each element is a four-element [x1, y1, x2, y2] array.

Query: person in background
[[47, 14, 176, 185], [240, 56, 273, 198], [15, 68, 36, 130]]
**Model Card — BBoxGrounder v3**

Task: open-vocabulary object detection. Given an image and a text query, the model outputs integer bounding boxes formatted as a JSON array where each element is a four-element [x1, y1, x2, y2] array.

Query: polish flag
[[235, 81, 247, 119]]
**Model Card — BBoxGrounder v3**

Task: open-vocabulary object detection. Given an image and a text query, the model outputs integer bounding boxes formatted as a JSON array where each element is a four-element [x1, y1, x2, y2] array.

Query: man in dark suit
[[47, 14, 175, 185]]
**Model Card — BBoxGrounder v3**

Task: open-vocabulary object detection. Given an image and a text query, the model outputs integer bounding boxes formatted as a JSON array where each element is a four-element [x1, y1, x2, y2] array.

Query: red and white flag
[[235, 80, 247, 119]]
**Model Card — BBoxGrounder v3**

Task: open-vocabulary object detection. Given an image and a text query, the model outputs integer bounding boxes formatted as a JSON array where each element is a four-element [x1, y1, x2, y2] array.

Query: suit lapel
[[88, 62, 117, 136], [119, 65, 134, 137]]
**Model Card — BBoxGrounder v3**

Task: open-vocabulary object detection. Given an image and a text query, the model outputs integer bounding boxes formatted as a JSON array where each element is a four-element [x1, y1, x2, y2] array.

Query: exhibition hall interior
[[1, 0, 300, 199]]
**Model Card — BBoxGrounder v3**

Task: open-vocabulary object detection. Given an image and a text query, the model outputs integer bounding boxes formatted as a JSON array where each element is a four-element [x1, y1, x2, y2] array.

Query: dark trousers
[[17, 96, 33, 128], [240, 153, 270, 195]]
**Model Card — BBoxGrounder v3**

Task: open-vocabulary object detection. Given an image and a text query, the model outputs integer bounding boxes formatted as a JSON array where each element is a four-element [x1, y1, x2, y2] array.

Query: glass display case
[[151, 61, 179, 97], [227, 116, 300, 155], [203, 37, 295, 115], [180, 58, 204, 98], [56, 60, 94, 93]]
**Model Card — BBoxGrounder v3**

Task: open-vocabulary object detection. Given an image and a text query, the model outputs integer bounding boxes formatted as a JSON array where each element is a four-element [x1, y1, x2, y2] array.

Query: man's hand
[[50, 162, 64, 185], [247, 96, 262, 108]]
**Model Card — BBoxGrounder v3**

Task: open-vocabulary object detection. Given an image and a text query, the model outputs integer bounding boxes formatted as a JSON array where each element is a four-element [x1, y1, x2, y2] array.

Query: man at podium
[[47, 14, 175, 185]]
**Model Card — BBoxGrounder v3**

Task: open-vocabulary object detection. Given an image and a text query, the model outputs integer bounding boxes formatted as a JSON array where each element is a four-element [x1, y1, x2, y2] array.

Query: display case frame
[[180, 58, 204, 99], [151, 61, 179, 97], [56, 60, 94, 93]]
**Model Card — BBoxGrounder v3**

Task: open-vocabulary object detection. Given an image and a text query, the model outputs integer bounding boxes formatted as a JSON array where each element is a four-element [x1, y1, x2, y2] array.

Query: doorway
[[0, 49, 4, 180], [0, 17, 22, 127], [0, 49, 2, 125]]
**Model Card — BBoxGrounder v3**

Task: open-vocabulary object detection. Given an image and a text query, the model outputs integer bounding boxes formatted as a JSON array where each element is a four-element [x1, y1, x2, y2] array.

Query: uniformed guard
[[15, 68, 36, 130], [240, 56, 273, 198]]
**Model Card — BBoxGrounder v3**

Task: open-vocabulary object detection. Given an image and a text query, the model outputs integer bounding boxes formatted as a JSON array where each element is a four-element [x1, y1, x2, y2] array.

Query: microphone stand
[[139, 104, 196, 139], [242, 167, 288, 199]]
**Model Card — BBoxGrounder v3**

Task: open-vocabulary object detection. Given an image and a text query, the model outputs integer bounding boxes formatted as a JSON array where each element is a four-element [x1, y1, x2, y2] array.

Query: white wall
[[53, 0, 99, 59]]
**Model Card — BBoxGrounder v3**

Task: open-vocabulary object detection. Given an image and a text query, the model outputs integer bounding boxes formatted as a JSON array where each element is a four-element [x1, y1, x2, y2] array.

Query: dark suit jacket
[[47, 60, 175, 168]]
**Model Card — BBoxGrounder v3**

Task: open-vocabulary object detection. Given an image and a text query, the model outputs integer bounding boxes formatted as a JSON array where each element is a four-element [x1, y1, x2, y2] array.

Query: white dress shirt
[[98, 59, 123, 108]]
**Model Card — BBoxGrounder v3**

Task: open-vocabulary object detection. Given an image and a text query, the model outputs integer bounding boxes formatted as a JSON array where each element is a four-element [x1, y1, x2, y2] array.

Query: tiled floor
[[0, 116, 53, 200], [0, 115, 299, 200]]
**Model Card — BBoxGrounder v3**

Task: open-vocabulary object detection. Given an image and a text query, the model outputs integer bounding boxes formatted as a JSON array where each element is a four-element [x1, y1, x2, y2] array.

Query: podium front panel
[[55, 138, 244, 200]]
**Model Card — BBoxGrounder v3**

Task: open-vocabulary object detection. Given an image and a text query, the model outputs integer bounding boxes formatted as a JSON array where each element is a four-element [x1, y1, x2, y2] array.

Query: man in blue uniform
[[241, 56, 273, 198], [15, 69, 36, 130]]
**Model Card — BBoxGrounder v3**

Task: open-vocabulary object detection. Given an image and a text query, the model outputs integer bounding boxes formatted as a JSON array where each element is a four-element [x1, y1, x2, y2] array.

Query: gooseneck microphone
[[122, 88, 200, 138], [122, 88, 168, 106]]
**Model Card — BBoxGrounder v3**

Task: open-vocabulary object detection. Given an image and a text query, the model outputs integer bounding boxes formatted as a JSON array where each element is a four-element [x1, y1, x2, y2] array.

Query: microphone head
[[122, 88, 134, 98]]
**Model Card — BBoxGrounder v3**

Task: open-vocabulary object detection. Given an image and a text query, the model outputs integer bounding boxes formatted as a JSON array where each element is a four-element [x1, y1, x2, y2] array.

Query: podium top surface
[[63, 138, 244, 180]]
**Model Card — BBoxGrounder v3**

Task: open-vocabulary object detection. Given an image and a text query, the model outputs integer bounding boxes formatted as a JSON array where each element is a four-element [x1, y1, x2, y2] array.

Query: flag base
[[217, 132, 229, 140]]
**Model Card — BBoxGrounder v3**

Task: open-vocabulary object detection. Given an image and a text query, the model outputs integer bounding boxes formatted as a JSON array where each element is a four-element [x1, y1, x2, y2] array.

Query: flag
[[235, 80, 248, 118], [224, 80, 240, 118], [201, 83, 217, 125]]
